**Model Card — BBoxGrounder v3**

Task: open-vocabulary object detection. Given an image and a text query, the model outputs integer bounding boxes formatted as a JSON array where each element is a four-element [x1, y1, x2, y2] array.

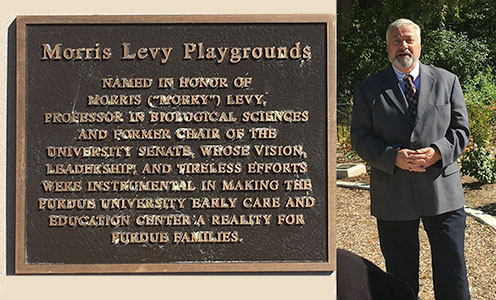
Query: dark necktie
[[403, 74, 418, 117]]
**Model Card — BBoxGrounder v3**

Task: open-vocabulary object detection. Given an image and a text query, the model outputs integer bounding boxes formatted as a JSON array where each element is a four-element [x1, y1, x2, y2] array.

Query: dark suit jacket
[[351, 62, 470, 220]]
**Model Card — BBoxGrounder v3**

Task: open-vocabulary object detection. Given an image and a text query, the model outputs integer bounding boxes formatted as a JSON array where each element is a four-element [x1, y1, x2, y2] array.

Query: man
[[351, 18, 471, 299]]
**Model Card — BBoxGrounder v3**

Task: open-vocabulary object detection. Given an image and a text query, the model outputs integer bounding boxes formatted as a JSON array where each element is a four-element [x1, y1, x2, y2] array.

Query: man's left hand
[[408, 147, 441, 169]]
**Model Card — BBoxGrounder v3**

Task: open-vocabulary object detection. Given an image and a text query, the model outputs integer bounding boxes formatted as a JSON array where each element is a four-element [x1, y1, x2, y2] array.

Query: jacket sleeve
[[431, 75, 470, 168], [350, 82, 400, 175]]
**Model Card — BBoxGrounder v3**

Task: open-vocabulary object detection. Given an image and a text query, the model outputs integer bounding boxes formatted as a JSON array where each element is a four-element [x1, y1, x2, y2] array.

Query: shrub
[[465, 99, 496, 148], [464, 68, 496, 106], [459, 68, 496, 183], [460, 143, 496, 184], [422, 28, 489, 86]]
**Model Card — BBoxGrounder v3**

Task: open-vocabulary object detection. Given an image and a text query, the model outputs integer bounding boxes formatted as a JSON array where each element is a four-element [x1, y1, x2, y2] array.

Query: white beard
[[393, 55, 415, 69]]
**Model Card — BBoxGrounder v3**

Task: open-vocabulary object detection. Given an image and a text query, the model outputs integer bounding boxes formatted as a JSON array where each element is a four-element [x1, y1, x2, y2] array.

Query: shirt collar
[[392, 60, 420, 81]]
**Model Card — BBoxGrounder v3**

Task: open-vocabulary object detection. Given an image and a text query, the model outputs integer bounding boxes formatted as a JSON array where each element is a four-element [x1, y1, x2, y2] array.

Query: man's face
[[387, 25, 421, 72]]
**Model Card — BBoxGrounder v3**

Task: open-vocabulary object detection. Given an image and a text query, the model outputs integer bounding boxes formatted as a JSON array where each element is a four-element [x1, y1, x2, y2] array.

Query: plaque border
[[15, 14, 336, 274]]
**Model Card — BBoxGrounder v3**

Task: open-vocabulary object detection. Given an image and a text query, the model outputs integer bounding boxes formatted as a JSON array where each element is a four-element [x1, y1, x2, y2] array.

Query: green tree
[[422, 28, 489, 84]]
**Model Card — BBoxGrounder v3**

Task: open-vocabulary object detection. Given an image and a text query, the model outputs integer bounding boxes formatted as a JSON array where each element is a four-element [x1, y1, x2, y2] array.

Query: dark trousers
[[377, 208, 470, 299]]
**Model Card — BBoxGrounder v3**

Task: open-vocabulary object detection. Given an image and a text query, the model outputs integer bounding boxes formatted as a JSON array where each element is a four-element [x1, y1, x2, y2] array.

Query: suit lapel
[[381, 66, 414, 125], [416, 63, 437, 122]]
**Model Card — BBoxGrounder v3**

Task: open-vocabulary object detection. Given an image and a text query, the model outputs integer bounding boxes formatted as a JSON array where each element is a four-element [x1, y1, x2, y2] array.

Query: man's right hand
[[395, 149, 426, 172]]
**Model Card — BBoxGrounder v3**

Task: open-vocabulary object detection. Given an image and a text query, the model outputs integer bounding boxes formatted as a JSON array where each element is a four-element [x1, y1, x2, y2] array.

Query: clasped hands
[[395, 147, 441, 172]]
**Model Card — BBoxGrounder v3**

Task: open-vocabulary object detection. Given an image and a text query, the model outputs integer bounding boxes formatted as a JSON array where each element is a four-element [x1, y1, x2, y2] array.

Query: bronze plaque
[[15, 15, 336, 274]]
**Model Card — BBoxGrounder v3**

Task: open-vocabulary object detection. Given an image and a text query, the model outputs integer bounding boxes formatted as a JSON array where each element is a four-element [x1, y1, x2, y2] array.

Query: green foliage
[[460, 68, 496, 183], [337, 123, 360, 163], [337, 2, 387, 109], [337, 123, 352, 150], [378, 0, 462, 28], [454, 0, 496, 56], [464, 68, 496, 105], [465, 101, 496, 148], [422, 29, 489, 84], [460, 144, 496, 183], [464, 69, 496, 147]]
